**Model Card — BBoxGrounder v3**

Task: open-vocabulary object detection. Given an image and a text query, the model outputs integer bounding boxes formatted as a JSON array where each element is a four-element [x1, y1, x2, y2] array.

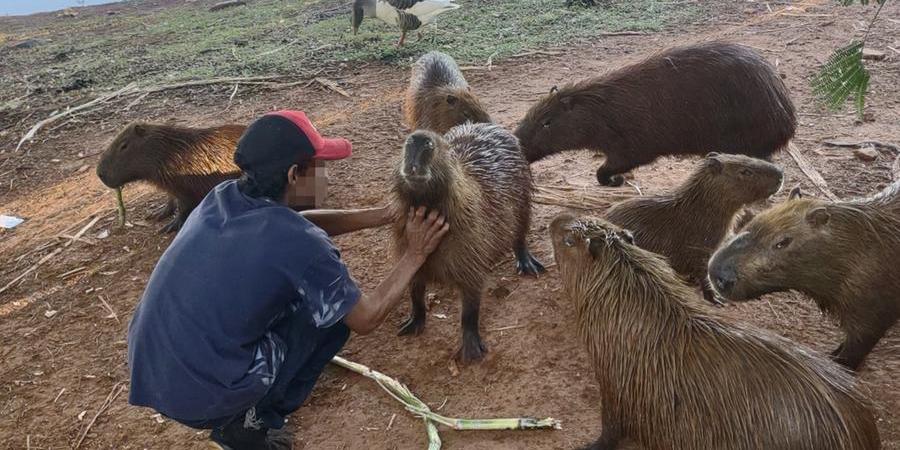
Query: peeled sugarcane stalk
[[114, 188, 127, 227], [330, 356, 560, 449]]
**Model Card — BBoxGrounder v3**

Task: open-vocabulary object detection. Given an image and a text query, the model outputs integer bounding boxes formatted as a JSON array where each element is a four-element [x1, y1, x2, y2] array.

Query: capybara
[[709, 183, 900, 370], [392, 123, 544, 363], [551, 215, 879, 450], [605, 152, 783, 304], [96, 123, 244, 233], [515, 41, 796, 186], [404, 51, 492, 134]]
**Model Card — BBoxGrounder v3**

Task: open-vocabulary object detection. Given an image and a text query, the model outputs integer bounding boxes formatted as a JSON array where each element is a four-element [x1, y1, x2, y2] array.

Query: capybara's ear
[[588, 237, 604, 258], [705, 151, 720, 159], [133, 124, 146, 137], [559, 96, 573, 111], [706, 155, 723, 174], [619, 229, 635, 245], [789, 186, 803, 200], [446, 94, 458, 105], [549, 85, 559, 94], [806, 206, 831, 228]]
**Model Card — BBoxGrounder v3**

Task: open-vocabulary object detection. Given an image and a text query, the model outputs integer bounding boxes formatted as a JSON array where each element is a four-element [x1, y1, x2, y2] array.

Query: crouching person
[[126, 111, 449, 449]]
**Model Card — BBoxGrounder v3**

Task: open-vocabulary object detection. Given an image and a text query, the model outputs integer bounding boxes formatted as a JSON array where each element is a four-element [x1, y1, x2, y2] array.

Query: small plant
[[811, 0, 888, 119]]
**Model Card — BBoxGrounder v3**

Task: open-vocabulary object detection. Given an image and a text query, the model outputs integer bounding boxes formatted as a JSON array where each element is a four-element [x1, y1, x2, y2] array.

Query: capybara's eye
[[542, 120, 551, 129], [774, 237, 792, 250], [740, 168, 753, 177], [564, 236, 575, 247]]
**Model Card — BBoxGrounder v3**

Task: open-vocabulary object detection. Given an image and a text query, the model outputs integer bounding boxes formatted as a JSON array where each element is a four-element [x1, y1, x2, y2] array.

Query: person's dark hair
[[237, 155, 309, 200]]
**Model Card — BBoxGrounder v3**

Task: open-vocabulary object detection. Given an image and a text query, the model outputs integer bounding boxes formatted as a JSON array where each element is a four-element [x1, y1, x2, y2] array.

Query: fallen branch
[[787, 143, 838, 201], [511, 50, 563, 58], [315, 77, 350, 98], [209, 0, 246, 12], [598, 31, 648, 37], [331, 356, 559, 450], [73, 382, 126, 449], [822, 139, 900, 153], [533, 184, 634, 211], [15, 83, 138, 151], [0, 216, 100, 295]]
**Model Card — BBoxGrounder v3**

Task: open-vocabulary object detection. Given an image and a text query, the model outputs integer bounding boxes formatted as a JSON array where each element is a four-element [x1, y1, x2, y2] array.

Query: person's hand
[[404, 207, 449, 265]]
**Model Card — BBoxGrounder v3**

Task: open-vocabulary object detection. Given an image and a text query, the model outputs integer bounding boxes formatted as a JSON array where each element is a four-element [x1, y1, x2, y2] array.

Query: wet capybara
[[403, 51, 492, 134], [551, 215, 880, 450], [709, 183, 900, 370], [96, 123, 244, 233], [392, 123, 544, 363], [515, 41, 796, 186], [605, 152, 783, 304]]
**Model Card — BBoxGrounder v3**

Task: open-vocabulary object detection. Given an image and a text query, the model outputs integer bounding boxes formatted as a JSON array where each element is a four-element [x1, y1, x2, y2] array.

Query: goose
[[352, 0, 461, 47]]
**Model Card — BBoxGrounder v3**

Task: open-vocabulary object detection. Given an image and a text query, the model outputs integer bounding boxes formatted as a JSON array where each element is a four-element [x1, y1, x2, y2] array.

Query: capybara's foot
[[597, 172, 625, 187], [456, 335, 487, 364], [701, 284, 726, 307], [147, 200, 176, 222], [398, 315, 426, 337], [516, 250, 546, 277], [159, 218, 183, 234]]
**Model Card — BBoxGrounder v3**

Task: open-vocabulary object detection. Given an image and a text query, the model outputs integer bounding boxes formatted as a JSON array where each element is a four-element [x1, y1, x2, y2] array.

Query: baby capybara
[[96, 123, 244, 233], [392, 123, 544, 363], [551, 215, 879, 450], [709, 183, 900, 370], [605, 152, 783, 304], [515, 41, 796, 186], [404, 51, 492, 134]]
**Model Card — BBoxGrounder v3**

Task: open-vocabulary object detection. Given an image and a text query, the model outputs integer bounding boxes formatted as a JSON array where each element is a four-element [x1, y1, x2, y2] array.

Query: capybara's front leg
[[700, 279, 725, 307], [577, 421, 622, 450], [159, 197, 193, 234], [831, 327, 888, 370], [398, 278, 427, 336], [147, 197, 176, 221], [514, 239, 545, 277], [456, 285, 486, 364]]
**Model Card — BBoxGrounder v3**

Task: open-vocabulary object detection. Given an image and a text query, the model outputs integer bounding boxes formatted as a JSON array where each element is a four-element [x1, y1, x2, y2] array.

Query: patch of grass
[[0, 0, 703, 102]]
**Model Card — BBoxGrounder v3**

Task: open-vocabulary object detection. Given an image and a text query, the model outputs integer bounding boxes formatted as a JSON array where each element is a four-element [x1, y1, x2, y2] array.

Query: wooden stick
[[97, 295, 119, 322], [73, 383, 126, 449], [598, 31, 648, 36], [786, 143, 838, 201], [315, 78, 350, 98], [15, 83, 138, 152], [58, 266, 87, 279], [822, 139, 900, 153]]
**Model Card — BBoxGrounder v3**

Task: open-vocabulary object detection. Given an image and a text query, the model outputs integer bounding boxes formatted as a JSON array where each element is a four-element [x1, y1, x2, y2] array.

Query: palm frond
[[811, 41, 870, 118]]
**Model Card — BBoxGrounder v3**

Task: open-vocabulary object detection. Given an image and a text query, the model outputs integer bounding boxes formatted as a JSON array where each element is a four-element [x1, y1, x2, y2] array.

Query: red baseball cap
[[234, 110, 351, 174]]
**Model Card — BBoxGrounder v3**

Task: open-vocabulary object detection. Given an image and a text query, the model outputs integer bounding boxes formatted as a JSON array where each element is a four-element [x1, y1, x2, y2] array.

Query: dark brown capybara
[[404, 51, 492, 134], [515, 41, 796, 186], [391, 123, 544, 363], [96, 123, 244, 233], [605, 152, 783, 305], [551, 215, 880, 450], [709, 183, 900, 370]]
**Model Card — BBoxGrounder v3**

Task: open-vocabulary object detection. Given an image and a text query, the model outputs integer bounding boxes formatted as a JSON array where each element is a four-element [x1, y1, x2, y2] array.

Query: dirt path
[[1, 1, 899, 449]]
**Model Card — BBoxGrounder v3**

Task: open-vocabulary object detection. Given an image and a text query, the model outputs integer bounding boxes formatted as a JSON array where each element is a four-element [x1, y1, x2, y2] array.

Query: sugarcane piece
[[330, 355, 561, 448], [115, 187, 127, 227]]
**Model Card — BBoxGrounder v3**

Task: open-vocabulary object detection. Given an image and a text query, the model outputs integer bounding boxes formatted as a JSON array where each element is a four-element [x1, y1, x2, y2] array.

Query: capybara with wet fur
[[551, 215, 879, 450], [515, 41, 796, 186], [96, 123, 244, 233], [404, 51, 492, 134], [392, 123, 544, 363], [709, 183, 900, 370], [605, 152, 783, 304]]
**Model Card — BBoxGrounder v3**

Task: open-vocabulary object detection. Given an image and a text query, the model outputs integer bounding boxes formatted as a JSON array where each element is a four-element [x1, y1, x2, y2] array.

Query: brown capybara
[[96, 123, 244, 233], [551, 215, 880, 450], [515, 41, 796, 187], [709, 183, 900, 370], [605, 152, 783, 305], [392, 123, 544, 363], [403, 51, 492, 134]]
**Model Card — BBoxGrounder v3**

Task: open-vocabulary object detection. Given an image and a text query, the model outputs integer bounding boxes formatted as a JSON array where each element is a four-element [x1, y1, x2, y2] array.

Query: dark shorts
[[175, 311, 350, 430]]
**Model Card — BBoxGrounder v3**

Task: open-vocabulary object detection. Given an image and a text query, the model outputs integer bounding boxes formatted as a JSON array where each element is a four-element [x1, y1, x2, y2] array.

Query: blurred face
[[286, 160, 328, 209]]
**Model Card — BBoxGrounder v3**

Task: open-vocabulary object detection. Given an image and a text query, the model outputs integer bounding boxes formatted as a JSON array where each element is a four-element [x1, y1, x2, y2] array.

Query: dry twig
[[786, 143, 838, 201], [533, 184, 633, 210], [73, 382, 126, 449]]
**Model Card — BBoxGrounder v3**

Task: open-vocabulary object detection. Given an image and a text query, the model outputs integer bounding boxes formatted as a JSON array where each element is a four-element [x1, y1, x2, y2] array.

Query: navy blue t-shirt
[[127, 180, 360, 423]]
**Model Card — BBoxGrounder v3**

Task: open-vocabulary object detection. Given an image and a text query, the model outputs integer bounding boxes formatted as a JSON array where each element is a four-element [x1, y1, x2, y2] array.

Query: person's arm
[[343, 207, 448, 335], [300, 205, 394, 237]]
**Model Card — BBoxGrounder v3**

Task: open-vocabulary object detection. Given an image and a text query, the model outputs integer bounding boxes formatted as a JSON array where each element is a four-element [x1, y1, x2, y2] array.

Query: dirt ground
[[2, 1, 899, 449]]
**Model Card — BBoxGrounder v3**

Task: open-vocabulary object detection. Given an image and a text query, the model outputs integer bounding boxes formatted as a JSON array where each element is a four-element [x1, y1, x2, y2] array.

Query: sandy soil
[[1, 1, 899, 448]]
